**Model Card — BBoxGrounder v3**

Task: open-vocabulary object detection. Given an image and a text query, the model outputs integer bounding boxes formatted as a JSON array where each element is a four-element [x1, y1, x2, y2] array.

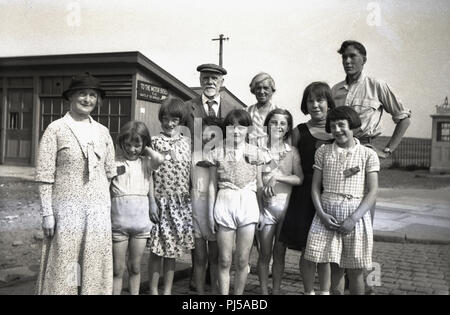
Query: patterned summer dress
[[35, 113, 116, 295], [148, 133, 194, 258]]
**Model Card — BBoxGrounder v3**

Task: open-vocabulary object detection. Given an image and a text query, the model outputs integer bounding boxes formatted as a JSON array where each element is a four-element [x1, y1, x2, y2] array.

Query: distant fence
[[373, 136, 431, 168]]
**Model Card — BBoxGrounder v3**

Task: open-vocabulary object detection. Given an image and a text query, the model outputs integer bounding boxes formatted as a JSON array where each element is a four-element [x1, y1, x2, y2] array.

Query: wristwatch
[[383, 147, 392, 157]]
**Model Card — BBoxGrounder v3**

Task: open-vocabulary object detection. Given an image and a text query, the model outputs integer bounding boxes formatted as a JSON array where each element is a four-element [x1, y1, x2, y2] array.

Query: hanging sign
[[137, 80, 168, 103]]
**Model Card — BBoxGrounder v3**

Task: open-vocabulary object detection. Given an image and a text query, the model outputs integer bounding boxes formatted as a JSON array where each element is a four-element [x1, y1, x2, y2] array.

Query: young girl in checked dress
[[304, 106, 379, 295], [148, 97, 195, 295]]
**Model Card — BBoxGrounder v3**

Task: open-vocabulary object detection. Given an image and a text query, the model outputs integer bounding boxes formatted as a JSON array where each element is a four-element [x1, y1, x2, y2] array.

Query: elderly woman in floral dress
[[36, 73, 116, 295]]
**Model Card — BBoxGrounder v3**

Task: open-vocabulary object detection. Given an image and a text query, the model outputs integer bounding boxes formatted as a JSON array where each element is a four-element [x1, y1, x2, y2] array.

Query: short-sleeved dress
[[279, 124, 332, 250], [304, 139, 380, 269], [110, 155, 154, 239], [35, 113, 116, 295], [259, 143, 300, 226], [207, 145, 265, 230], [148, 133, 195, 258]]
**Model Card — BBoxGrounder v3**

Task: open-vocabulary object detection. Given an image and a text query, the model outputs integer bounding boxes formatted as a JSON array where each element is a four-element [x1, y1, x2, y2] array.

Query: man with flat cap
[[185, 63, 241, 138]]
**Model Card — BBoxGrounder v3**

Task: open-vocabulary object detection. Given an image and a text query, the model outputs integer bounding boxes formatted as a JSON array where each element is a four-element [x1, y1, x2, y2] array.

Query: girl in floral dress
[[148, 97, 194, 295]]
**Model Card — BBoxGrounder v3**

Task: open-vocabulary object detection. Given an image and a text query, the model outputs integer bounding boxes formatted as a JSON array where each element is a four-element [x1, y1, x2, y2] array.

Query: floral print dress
[[148, 133, 194, 258], [35, 113, 116, 295]]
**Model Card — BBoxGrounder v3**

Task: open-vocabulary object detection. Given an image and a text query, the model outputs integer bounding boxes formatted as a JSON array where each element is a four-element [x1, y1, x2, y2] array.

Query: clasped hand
[[319, 214, 357, 235], [263, 175, 278, 199]]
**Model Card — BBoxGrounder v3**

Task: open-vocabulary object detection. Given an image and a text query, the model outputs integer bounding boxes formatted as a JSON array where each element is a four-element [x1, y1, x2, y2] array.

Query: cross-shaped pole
[[212, 34, 229, 67]]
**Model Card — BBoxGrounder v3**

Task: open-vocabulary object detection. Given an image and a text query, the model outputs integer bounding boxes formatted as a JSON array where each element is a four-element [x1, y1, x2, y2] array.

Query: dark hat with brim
[[62, 72, 106, 100], [196, 63, 227, 75]]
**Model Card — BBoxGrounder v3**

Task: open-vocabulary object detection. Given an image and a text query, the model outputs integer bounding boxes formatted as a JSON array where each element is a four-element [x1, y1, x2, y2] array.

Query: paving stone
[[431, 284, 449, 291], [415, 287, 434, 294], [433, 290, 449, 295]]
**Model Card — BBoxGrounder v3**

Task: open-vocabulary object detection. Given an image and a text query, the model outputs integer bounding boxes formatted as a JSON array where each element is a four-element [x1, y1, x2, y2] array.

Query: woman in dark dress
[[279, 82, 336, 295]]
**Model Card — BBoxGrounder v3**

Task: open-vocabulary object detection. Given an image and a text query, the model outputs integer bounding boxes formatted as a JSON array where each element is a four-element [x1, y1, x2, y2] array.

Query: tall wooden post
[[212, 34, 229, 67]]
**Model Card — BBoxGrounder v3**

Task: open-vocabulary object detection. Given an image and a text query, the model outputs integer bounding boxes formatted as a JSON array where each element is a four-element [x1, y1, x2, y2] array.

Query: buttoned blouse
[[110, 156, 153, 198], [205, 144, 268, 191], [332, 74, 411, 139]]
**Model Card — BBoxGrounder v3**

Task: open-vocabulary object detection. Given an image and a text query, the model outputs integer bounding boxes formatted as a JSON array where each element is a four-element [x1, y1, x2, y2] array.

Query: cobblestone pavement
[[168, 242, 449, 295], [1, 243, 448, 295]]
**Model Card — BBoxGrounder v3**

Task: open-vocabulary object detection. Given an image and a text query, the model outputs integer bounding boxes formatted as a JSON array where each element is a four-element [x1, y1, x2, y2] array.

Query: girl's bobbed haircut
[[263, 108, 293, 140], [300, 82, 336, 115], [223, 109, 253, 127], [325, 106, 362, 133], [117, 120, 151, 155], [158, 96, 187, 125]]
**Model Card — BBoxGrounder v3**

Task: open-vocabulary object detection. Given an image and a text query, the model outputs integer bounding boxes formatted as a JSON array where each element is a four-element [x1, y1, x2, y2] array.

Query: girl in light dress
[[256, 109, 303, 295]]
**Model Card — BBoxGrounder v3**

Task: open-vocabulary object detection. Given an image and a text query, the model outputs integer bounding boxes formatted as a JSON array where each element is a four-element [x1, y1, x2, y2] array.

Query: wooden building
[[0, 51, 200, 166]]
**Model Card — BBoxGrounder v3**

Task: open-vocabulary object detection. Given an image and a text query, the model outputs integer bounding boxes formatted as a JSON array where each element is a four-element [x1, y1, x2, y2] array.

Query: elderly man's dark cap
[[196, 63, 227, 75], [62, 72, 105, 100]]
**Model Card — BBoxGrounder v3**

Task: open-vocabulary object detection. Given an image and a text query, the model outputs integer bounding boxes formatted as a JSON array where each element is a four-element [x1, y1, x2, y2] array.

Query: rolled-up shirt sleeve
[[377, 80, 411, 123]]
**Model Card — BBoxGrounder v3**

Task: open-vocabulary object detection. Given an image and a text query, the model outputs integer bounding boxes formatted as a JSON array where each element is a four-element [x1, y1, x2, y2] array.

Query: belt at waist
[[322, 191, 363, 200]]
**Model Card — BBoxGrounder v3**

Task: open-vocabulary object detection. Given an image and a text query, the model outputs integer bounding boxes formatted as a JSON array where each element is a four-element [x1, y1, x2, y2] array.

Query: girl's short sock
[[317, 291, 330, 295], [304, 291, 315, 295]]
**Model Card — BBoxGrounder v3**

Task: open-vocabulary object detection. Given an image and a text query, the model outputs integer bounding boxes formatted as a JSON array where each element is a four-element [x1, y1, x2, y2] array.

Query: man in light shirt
[[332, 40, 411, 159]]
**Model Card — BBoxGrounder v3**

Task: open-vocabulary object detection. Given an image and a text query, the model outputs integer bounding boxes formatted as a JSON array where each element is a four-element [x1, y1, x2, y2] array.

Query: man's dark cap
[[196, 63, 227, 75]]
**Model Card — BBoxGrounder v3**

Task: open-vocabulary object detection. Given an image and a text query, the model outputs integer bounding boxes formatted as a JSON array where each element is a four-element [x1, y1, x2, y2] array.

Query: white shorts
[[214, 188, 259, 230]]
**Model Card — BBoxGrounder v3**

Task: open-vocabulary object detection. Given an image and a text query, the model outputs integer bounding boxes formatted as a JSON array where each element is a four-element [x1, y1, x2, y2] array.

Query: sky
[[1, 0, 449, 138]]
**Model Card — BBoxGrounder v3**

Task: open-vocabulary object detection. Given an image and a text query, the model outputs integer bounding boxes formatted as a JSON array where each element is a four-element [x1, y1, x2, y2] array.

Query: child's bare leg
[[216, 228, 235, 295], [162, 257, 176, 295], [330, 263, 345, 295], [149, 253, 162, 295], [272, 226, 286, 295], [194, 238, 208, 295], [347, 269, 365, 295], [112, 239, 129, 295], [234, 224, 256, 295], [208, 240, 219, 294], [257, 224, 276, 295], [300, 252, 317, 294], [127, 237, 147, 295], [317, 263, 331, 294]]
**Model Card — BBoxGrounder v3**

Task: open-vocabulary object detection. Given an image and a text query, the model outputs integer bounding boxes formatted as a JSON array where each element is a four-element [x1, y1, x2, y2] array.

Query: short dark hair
[[223, 109, 253, 128], [300, 82, 336, 115], [263, 108, 293, 140], [222, 109, 253, 140], [337, 40, 367, 57], [117, 120, 151, 155], [325, 106, 362, 133], [158, 97, 187, 125]]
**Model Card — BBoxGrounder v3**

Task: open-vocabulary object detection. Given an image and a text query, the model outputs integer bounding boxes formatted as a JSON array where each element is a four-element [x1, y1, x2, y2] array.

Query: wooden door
[[5, 89, 33, 165]]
